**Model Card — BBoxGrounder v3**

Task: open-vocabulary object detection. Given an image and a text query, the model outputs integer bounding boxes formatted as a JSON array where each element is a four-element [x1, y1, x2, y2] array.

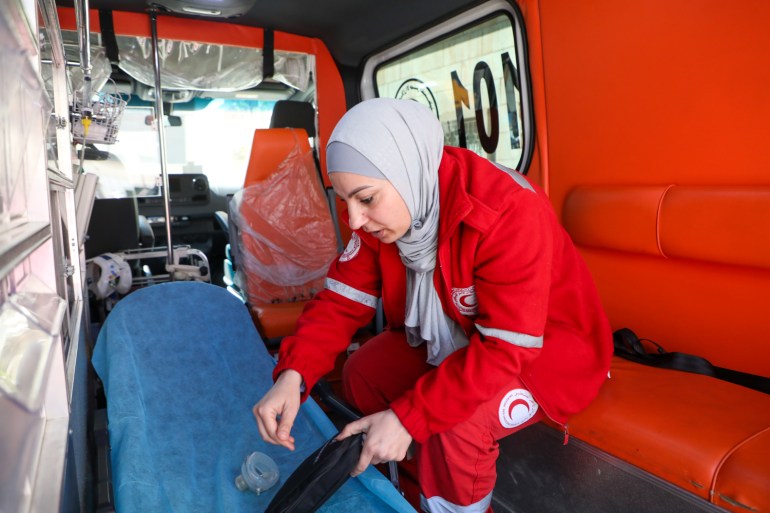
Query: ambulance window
[[90, 98, 276, 199], [372, 11, 531, 172], [73, 33, 315, 199]]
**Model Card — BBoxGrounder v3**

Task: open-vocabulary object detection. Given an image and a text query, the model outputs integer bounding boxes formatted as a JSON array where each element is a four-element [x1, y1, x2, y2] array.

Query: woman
[[254, 98, 612, 513]]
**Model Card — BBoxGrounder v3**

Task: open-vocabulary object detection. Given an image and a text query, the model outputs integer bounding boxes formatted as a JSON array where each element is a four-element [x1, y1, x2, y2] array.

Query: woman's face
[[330, 172, 411, 244]]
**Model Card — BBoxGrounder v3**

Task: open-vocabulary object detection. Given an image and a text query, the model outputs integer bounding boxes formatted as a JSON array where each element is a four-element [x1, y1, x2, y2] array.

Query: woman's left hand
[[336, 409, 413, 477]]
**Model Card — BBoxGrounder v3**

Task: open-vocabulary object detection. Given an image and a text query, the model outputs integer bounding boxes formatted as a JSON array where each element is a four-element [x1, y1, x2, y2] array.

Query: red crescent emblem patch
[[339, 232, 361, 262], [451, 285, 478, 316], [499, 389, 538, 429]]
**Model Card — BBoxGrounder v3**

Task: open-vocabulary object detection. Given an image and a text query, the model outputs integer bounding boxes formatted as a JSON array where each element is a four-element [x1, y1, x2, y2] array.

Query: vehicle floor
[[493, 423, 729, 513]]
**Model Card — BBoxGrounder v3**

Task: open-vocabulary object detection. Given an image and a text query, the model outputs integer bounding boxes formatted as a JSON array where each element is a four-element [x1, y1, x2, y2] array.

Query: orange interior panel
[[533, 0, 770, 215], [517, 0, 770, 374], [517, 0, 770, 508]]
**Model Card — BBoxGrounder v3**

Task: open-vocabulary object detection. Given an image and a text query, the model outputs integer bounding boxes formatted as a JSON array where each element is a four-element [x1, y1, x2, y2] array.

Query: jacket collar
[[437, 148, 499, 243]]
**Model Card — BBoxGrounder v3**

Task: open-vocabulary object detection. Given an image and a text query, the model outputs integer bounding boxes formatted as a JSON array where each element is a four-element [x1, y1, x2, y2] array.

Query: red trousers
[[342, 330, 544, 513]]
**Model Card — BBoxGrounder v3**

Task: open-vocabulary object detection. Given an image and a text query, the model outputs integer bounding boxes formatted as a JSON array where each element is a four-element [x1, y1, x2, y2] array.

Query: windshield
[[82, 97, 276, 199]]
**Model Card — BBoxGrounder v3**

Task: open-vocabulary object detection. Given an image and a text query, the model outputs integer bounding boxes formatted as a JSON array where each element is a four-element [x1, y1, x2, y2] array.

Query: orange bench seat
[[568, 357, 770, 512]]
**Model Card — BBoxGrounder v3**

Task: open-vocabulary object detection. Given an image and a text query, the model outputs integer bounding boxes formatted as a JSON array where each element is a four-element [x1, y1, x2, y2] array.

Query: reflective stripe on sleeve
[[324, 278, 379, 309], [421, 491, 493, 513], [475, 324, 543, 348], [493, 162, 535, 192]]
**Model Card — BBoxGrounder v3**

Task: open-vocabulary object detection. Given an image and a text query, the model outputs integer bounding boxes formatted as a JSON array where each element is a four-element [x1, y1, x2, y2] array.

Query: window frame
[[360, 0, 534, 174]]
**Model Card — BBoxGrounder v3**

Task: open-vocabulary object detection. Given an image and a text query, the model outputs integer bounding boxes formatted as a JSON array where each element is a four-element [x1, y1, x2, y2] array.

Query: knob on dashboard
[[192, 176, 208, 192]]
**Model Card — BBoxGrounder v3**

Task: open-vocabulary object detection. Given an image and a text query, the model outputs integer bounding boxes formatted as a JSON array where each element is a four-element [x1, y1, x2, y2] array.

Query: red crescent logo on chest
[[451, 285, 478, 316], [339, 232, 361, 262]]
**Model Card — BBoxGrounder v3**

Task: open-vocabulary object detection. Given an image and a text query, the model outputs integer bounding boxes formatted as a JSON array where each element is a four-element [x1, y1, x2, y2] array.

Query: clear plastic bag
[[232, 145, 337, 305]]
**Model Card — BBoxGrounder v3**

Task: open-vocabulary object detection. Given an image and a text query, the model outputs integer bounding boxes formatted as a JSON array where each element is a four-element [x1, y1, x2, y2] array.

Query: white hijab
[[327, 98, 468, 365]]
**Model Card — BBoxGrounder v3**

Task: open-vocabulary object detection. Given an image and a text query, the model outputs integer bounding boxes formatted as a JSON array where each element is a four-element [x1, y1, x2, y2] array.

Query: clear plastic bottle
[[235, 451, 280, 494]]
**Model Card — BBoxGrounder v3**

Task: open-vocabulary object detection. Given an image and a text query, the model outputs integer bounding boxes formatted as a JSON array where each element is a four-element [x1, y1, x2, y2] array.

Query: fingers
[[253, 403, 273, 443], [345, 410, 413, 477], [253, 403, 280, 445], [253, 402, 296, 451], [350, 435, 402, 477], [276, 407, 298, 450], [334, 419, 370, 477], [253, 376, 303, 451], [351, 450, 373, 477], [337, 419, 367, 440]]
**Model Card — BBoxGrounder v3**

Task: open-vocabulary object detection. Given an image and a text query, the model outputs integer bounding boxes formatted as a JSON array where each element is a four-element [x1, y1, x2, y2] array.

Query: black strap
[[99, 10, 120, 63], [263, 29, 274, 79], [613, 328, 770, 394]]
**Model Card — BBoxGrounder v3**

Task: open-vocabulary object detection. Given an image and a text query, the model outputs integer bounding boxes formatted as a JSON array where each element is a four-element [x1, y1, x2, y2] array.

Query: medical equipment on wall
[[87, 253, 133, 299], [86, 245, 211, 300]]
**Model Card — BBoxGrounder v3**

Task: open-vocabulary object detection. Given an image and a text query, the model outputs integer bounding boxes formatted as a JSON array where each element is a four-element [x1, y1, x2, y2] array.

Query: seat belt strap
[[613, 328, 770, 394]]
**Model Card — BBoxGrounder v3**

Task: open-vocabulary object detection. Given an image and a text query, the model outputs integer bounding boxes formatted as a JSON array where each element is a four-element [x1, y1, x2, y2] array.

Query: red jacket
[[274, 146, 612, 443]]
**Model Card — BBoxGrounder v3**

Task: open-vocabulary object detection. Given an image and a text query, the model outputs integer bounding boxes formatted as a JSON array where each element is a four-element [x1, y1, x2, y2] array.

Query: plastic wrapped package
[[231, 146, 338, 305], [117, 36, 311, 92], [68, 46, 113, 97], [40, 39, 112, 98]]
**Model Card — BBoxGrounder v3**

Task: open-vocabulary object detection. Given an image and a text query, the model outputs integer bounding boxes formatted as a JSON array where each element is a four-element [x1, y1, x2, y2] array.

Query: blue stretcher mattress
[[92, 281, 415, 513]]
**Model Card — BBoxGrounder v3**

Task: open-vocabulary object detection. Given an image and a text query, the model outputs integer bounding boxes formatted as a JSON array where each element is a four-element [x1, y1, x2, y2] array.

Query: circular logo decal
[[395, 78, 439, 118], [451, 285, 478, 316], [499, 389, 539, 429], [339, 232, 361, 262]]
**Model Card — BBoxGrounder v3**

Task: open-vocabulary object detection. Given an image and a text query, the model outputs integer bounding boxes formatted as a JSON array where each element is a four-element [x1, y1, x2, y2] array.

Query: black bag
[[265, 432, 364, 513]]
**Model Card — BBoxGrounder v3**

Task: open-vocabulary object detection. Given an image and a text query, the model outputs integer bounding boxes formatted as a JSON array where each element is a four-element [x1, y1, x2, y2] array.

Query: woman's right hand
[[253, 369, 303, 451]]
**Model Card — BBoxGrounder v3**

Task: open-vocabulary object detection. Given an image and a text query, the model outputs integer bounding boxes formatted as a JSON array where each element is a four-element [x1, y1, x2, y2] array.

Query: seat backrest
[[269, 100, 316, 137], [244, 128, 313, 186], [85, 197, 141, 258], [233, 127, 338, 310]]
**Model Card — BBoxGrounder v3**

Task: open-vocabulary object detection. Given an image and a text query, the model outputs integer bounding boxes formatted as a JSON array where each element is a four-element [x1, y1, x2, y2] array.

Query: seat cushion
[[251, 302, 307, 339], [568, 357, 770, 504], [712, 428, 770, 513]]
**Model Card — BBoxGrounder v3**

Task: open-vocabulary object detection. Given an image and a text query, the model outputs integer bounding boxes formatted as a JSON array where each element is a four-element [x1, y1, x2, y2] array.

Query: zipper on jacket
[[521, 374, 570, 445]]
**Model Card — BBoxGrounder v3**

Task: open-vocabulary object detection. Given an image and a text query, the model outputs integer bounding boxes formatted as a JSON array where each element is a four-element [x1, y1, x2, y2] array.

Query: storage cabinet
[[0, 0, 85, 510]]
